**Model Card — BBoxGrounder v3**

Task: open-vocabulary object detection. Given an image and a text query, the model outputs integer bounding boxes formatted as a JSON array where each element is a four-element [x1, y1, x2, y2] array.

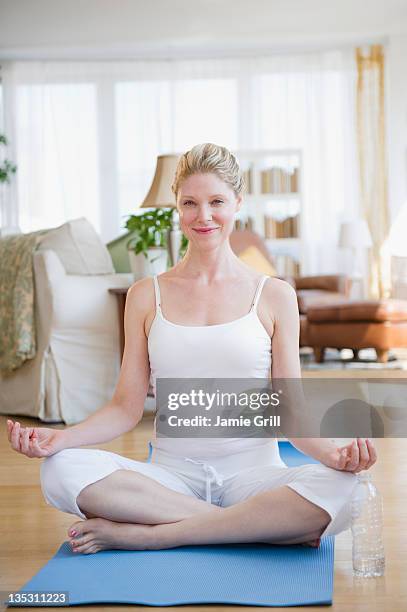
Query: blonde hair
[[171, 143, 244, 199]]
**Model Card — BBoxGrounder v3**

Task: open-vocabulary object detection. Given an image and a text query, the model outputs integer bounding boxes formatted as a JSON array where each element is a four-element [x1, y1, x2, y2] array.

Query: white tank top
[[148, 274, 283, 464]]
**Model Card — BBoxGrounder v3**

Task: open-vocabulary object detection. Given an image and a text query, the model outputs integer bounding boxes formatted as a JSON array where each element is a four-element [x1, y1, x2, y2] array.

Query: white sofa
[[0, 219, 133, 424]]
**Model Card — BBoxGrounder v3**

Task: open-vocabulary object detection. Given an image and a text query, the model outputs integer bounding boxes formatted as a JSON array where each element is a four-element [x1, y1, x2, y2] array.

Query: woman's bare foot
[[268, 537, 321, 548], [67, 519, 321, 555], [301, 537, 321, 548], [67, 518, 157, 554]]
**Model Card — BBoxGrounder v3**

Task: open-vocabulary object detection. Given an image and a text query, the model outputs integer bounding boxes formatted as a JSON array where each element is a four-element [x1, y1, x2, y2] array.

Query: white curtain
[[1, 52, 359, 274]]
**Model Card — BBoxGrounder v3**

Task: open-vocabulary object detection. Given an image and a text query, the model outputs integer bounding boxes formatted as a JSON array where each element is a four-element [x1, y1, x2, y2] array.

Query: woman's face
[[176, 172, 242, 249]]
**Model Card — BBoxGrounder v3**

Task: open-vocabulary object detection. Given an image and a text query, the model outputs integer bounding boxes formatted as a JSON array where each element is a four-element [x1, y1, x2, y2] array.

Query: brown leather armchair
[[229, 230, 350, 346], [294, 275, 350, 346]]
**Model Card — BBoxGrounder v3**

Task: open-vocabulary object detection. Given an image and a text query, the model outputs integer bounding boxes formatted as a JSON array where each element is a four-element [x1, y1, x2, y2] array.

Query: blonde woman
[[7, 143, 377, 555]]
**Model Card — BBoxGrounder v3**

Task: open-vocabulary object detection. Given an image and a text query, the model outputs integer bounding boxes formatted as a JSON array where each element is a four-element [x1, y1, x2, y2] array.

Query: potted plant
[[124, 208, 174, 279]]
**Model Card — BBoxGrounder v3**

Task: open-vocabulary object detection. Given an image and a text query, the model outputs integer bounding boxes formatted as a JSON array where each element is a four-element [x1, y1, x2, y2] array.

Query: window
[[3, 55, 358, 274], [16, 82, 99, 234], [115, 78, 238, 226]]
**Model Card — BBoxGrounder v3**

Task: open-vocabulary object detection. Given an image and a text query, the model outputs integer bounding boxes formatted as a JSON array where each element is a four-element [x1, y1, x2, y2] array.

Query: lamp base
[[169, 229, 182, 266]]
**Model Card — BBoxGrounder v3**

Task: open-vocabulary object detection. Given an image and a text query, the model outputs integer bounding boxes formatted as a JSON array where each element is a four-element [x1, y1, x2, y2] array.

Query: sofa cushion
[[294, 274, 348, 293], [38, 218, 114, 275], [307, 299, 407, 323]]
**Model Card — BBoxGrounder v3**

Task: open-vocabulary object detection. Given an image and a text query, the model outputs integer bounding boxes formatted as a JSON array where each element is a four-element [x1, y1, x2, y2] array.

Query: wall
[[0, 0, 405, 57]]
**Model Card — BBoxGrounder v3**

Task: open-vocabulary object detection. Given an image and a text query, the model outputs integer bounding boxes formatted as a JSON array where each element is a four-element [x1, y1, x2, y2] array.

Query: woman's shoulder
[[126, 276, 156, 311], [262, 275, 298, 308]]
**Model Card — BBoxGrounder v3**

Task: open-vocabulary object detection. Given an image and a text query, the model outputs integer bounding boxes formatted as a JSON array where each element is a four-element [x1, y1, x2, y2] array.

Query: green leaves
[[0, 159, 17, 184], [124, 208, 190, 259], [124, 208, 174, 257], [0, 134, 17, 184], [180, 233, 189, 257]]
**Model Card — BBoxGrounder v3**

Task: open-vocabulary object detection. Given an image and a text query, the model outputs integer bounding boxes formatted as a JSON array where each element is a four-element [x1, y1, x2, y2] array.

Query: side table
[[109, 287, 130, 360], [109, 286, 154, 398]]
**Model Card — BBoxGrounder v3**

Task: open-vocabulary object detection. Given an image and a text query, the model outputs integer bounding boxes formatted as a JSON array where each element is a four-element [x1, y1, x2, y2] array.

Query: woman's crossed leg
[[68, 469, 329, 554], [40, 449, 330, 554]]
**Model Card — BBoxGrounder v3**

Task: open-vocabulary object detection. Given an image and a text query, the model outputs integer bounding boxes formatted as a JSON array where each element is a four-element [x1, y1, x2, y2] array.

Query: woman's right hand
[[7, 419, 66, 458]]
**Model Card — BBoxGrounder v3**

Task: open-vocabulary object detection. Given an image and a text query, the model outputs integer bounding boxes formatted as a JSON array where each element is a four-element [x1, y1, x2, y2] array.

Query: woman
[[7, 143, 377, 555]]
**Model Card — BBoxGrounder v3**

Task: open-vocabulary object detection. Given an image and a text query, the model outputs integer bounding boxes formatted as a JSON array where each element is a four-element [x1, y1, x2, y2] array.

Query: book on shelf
[[291, 167, 299, 192], [260, 166, 299, 194], [264, 214, 299, 239], [274, 255, 300, 277], [242, 167, 254, 195]]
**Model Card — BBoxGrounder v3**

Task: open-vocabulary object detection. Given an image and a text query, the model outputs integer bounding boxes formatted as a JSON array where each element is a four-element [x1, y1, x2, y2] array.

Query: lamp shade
[[140, 154, 181, 208], [338, 219, 373, 249]]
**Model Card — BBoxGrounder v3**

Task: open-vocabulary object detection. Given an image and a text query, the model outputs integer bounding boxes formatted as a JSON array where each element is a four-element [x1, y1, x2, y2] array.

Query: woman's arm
[[8, 278, 154, 456], [265, 278, 377, 472]]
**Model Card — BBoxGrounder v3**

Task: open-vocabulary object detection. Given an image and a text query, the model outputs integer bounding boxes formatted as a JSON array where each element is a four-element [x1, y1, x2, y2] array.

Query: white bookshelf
[[235, 150, 303, 277]]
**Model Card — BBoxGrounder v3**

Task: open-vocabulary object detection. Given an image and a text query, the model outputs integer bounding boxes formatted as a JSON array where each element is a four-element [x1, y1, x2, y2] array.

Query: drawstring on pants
[[183, 457, 224, 504]]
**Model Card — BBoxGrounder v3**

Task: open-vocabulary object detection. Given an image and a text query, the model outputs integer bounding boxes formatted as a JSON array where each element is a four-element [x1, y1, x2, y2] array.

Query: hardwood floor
[[1, 372, 406, 611]]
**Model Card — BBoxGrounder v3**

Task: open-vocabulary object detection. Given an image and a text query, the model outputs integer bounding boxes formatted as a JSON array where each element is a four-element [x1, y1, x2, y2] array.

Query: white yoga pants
[[40, 442, 358, 538]]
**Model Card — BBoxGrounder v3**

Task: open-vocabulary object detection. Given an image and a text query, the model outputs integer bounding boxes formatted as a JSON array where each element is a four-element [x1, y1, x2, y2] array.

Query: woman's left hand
[[321, 438, 377, 473]]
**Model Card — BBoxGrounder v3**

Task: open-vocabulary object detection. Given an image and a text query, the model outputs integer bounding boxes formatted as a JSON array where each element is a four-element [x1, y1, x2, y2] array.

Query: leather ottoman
[[306, 300, 407, 363]]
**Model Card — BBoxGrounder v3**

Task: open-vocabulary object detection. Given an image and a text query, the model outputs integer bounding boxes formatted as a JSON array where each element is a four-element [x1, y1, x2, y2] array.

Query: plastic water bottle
[[351, 471, 385, 577]]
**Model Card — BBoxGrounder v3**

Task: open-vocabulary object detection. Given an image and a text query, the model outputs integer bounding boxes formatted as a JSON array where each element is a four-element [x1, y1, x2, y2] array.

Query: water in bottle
[[351, 471, 385, 577]]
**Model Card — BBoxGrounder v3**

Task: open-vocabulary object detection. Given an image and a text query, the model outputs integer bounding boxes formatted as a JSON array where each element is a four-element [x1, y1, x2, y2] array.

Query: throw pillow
[[238, 245, 277, 276], [38, 217, 114, 275]]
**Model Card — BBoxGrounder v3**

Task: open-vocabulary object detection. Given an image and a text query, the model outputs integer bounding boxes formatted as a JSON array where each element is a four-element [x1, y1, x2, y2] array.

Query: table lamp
[[141, 154, 182, 265]]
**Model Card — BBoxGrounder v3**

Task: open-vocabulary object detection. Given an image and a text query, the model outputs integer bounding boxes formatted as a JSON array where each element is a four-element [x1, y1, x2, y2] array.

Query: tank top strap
[[152, 275, 162, 312], [250, 275, 269, 312]]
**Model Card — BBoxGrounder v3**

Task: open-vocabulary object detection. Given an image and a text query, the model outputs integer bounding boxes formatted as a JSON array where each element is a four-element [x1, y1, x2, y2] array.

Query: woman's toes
[[84, 544, 101, 555], [68, 518, 111, 553], [301, 538, 321, 548], [68, 520, 87, 538], [70, 534, 92, 549], [71, 539, 97, 554], [68, 518, 103, 540]]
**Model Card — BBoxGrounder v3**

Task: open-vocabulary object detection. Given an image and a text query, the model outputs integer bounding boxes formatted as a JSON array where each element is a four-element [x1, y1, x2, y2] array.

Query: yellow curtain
[[356, 45, 391, 299]]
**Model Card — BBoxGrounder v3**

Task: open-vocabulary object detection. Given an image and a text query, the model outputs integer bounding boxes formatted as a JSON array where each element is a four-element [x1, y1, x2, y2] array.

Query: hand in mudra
[[7, 419, 65, 458], [323, 438, 377, 473]]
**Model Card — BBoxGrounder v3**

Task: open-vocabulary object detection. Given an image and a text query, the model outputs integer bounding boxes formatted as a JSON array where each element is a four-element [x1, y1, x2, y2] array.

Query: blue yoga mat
[[11, 442, 334, 607]]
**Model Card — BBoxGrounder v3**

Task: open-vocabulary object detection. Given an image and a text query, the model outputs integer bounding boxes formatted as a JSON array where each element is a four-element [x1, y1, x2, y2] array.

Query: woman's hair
[[171, 143, 244, 199]]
